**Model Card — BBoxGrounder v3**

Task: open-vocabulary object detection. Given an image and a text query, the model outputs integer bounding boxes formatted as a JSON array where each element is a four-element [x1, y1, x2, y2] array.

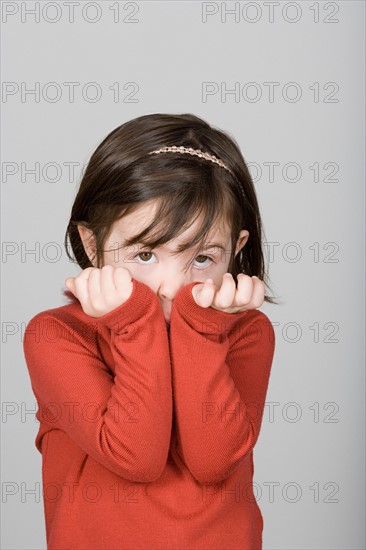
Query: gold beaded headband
[[148, 145, 246, 201], [148, 145, 234, 176]]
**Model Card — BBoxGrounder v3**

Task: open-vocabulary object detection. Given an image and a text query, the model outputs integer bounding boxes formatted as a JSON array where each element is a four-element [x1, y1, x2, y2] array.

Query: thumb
[[65, 278, 76, 295], [191, 280, 214, 308]]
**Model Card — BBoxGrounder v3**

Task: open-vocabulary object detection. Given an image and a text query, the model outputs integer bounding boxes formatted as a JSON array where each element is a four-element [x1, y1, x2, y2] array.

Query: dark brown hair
[[64, 113, 279, 305]]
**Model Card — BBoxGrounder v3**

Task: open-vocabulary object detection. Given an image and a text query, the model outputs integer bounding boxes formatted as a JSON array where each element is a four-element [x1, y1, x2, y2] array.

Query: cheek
[[213, 259, 231, 285], [125, 266, 160, 294], [192, 261, 229, 285], [101, 254, 155, 287]]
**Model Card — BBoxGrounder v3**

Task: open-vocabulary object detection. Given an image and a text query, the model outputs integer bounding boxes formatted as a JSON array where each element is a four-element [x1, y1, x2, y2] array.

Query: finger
[[65, 278, 75, 294], [65, 266, 93, 290], [100, 265, 117, 298], [78, 267, 95, 280], [235, 273, 254, 306], [87, 268, 102, 303], [75, 267, 94, 288], [74, 271, 91, 305], [249, 276, 265, 308], [193, 280, 215, 308], [237, 275, 264, 309], [114, 267, 133, 293], [213, 273, 236, 309]]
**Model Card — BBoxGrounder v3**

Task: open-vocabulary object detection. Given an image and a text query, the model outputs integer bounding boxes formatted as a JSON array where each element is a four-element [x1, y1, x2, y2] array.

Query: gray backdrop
[[1, 1, 365, 549]]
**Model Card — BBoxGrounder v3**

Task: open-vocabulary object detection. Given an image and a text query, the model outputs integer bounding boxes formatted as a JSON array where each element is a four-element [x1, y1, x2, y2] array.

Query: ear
[[77, 224, 97, 267], [235, 229, 249, 256]]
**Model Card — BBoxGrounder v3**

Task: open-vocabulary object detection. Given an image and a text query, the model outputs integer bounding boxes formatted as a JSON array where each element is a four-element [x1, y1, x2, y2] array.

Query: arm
[[169, 281, 275, 484], [23, 278, 172, 483]]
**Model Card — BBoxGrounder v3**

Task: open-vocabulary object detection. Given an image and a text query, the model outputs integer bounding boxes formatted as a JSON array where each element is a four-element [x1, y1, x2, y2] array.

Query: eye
[[133, 250, 214, 268], [193, 254, 214, 268], [134, 251, 156, 264]]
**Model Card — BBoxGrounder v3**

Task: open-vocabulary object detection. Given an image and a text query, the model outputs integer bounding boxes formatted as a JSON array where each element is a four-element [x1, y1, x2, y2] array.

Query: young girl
[[23, 113, 278, 550]]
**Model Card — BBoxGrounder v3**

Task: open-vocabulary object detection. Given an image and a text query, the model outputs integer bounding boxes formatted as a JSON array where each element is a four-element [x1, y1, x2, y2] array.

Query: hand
[[65, 265, 134, 318], [191, 273, 264, 314]]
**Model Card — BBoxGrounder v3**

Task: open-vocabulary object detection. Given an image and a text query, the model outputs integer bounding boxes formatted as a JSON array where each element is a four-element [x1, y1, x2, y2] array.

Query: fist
[[192, 273, 264, 313], [65, 265, 134, 318]]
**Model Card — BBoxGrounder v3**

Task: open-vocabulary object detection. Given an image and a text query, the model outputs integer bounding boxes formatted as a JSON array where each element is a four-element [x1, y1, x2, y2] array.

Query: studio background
[[1, 1, 365, 549]]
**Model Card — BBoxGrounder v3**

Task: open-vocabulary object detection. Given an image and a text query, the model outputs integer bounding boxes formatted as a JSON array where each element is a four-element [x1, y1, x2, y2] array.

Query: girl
[[23, 113, 278, 550]]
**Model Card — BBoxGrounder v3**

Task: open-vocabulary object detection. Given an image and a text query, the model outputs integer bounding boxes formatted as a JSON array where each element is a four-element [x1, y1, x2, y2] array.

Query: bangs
[[118, 159, 236, 272]]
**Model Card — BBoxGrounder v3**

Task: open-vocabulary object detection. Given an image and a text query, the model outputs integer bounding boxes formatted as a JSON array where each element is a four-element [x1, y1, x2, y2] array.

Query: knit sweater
[[23, 278, 275, 550]]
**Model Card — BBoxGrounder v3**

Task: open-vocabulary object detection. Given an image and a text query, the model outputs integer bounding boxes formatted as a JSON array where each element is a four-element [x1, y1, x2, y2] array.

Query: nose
[[158, 276, 188, 323]]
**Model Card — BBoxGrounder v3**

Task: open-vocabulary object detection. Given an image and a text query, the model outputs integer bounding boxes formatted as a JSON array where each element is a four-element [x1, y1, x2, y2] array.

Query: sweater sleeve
[[23, 278, 172, 483], [169, 281, 275, 484]]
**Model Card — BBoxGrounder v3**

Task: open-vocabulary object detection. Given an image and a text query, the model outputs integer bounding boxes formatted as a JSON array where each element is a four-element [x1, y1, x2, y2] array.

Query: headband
[[148, 145, 246, 201], [148, 145, 233, 175]]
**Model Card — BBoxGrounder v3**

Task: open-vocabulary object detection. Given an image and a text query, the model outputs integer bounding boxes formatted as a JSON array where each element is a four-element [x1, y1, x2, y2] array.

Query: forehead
[[111, 200, 231, 247]]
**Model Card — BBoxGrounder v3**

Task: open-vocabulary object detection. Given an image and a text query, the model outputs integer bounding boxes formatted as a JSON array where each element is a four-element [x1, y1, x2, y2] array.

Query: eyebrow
[[138, 241, 226, 254], [200, 242, 226, 253]]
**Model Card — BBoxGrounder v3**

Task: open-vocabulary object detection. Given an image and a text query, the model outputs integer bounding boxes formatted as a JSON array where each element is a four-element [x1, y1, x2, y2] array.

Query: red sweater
[[23, 278, 275, 550]]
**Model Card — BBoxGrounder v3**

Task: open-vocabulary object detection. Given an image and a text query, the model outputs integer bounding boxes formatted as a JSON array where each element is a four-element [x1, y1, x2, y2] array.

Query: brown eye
[[139, 252, 152, 261], [134, 251, 155, 264], [193, 254, 213, 267]]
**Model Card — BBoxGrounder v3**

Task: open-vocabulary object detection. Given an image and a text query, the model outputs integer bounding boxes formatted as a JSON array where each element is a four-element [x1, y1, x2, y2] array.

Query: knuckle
[[90, 297, 105, 312], [115, 267, 130, 280]]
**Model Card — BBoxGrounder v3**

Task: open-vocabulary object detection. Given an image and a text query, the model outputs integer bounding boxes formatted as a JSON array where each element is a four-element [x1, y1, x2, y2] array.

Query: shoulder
[[24, 289, 97, 347], [25, 290, 80, 326], [246, 308, 275, 333], [230, 308, 276, 350]]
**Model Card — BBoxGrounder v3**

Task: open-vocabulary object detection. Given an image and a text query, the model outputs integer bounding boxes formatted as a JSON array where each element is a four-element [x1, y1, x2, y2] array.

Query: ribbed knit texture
[[23, 278, 275, 550]]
